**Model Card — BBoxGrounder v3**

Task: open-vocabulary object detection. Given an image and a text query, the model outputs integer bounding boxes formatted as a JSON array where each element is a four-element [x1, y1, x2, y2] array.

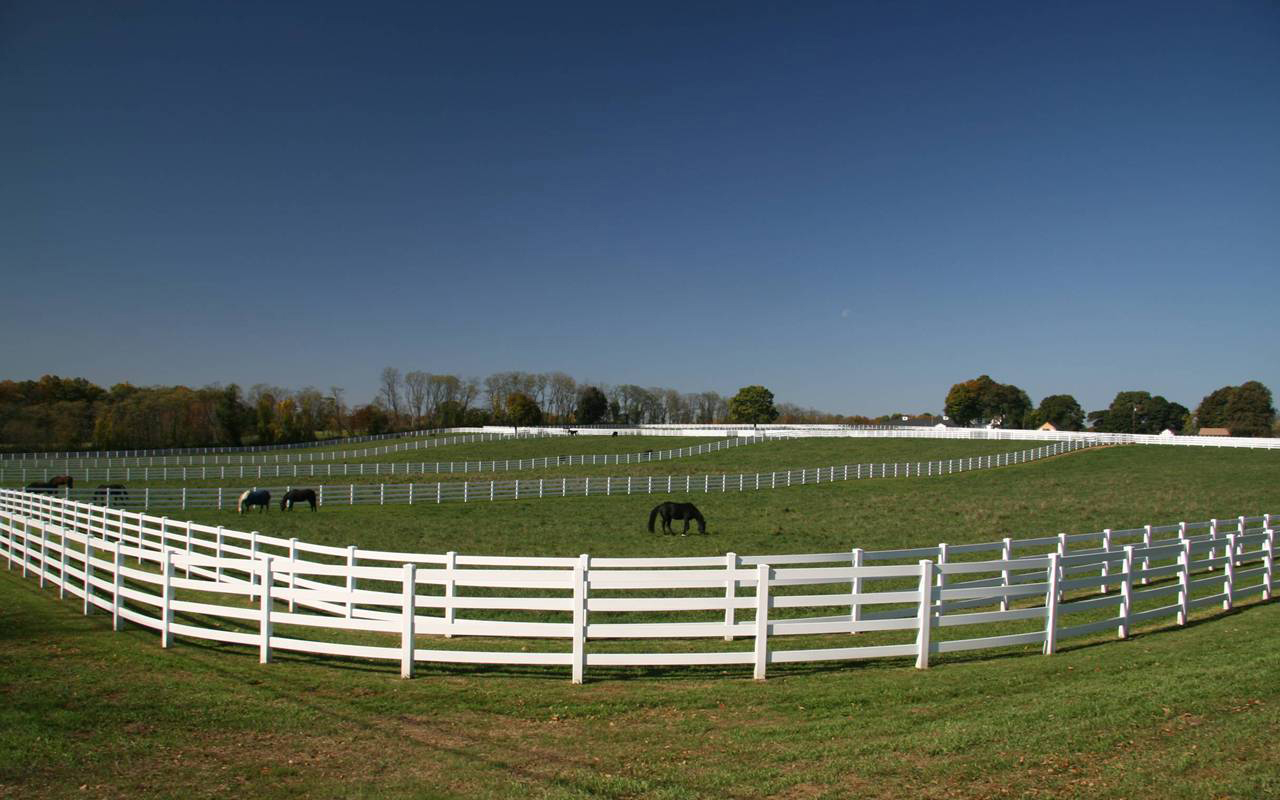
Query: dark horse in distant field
[[648, 501, 707, 535], [94, 484, 128, 506], [238, 489, 271, 514], [280, 488, 318, 511], [49, 475, 74, 490]]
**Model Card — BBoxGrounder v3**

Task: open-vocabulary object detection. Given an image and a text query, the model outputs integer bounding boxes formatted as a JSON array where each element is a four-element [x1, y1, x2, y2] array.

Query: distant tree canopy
[[1027, 394, 1085, 431], [505, 392, 544, 426], [1097, 391, 1189, 434], [575, 386, 609, 425], [943, 375, 1031, 428], [1195, 381, 1275, 437], [727, 385, 780, 424]]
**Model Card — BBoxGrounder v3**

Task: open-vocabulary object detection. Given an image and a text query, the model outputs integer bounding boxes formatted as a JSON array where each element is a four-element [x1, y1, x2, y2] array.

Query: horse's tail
[[648, 504, 660, 533]]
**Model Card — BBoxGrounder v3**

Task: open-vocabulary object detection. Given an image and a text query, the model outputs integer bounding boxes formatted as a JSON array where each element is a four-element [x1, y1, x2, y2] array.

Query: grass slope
[[1, 443, 1277, 799]]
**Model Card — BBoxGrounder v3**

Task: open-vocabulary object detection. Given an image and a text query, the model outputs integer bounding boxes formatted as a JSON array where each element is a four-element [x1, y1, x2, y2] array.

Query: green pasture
[[1, 442, 1278, 799], [7, 436, 1056, 489], [165, 444, 1279, 558]]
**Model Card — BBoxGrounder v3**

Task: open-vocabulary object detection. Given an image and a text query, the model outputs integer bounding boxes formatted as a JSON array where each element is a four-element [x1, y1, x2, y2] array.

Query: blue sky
[[3, 1, 1277, 415]]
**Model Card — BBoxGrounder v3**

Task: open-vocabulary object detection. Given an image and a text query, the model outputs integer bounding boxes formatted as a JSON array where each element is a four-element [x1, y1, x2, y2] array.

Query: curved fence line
[[2, 436, 760, 486], [10, 421, 1276, 465], [0, 425, 461, 461], [4, 429, 550, 469], [1, 490, 1272, 682], [21, 440, 1092, 511]]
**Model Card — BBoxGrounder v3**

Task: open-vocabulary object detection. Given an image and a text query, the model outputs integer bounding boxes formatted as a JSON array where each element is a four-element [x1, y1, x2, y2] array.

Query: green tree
[[1222, 381, 1275, 436], [505, 392, 544, 426], [576, 386, 609, 424], [944, 375, 1031, 428], [1034, 394, 1084, 431], [1195, 386, 1234, 429], [1099, 391, 1187, 434], [214, 384, 247, 445], [727, 385, 779, 424], [1194, 382, 1276, 436]]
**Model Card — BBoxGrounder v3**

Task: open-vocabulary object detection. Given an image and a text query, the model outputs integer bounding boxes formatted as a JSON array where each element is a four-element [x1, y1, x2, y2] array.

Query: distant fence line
[[22, 440, 1092, 512], [3, 430, 556, 470], [0, 426, 457, 461], [5, 423, 1277, 467], [1, 490, 1272, 682], [3, 437, 759, 486]]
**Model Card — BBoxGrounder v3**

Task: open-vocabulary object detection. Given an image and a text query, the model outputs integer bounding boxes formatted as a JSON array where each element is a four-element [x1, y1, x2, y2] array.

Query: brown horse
[[49, 475, 74, 490]]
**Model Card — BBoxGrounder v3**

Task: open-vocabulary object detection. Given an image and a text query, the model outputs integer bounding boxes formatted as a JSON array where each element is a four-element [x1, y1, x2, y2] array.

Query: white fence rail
[[0, 425, 464, 461], [1, 490, 1272, 682], [19, 440, 1092, 511], [4, 436, 759, 485], [7, 423, 1277, 467]]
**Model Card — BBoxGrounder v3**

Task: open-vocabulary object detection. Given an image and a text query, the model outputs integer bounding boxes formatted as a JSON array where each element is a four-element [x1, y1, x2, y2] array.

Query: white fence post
[[401, 563, 416, 679], [214, 526, 224, 582], [1223, 533, 1236, 611], [444, 551, 456, 637], [1043, 553, 1060, 655], [287, 537, 298, 612], [723, 552, 738, 641], [572, 554, 589, 684], [935, 543, 948, 613], [1263, 527, 1274, 601], [248, 530, 259, 602], [754, 563, 771, 681], [850, 548, 864, 632], [161, 549, 174, 648], [1118, 546, 1133, 639], [1178, 539, 1192, 625], [111, 540, 123, 632], [346, 545, 357, 619], [1208, 518, 1219, 571], [1000, 537, 1013, 612], [259, 557, 273, 664], [83, 534, 94, 615], [1100, 528, 1112, 593], [916, 559, 934, 669]]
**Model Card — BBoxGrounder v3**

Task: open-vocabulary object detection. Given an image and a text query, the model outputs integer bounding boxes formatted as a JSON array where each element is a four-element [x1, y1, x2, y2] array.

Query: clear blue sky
[[3, 1, 1277, 415]]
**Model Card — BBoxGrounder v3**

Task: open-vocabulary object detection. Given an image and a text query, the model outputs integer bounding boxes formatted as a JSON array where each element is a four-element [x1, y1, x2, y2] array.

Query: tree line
[[1, 371, 1272, 453], [943, 375, 1276, 437]]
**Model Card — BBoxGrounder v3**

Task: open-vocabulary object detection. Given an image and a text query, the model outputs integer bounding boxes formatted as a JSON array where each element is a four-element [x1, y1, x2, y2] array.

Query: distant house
[[894, 415, 958, 429], [1038, 421, 1058, 432], [1198, 427, 1230, 437]]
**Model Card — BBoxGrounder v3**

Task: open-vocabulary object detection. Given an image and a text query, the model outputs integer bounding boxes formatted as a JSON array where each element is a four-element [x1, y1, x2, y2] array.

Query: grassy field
[[1, 441, 1278, 799], [6, 437, 1072, 489]]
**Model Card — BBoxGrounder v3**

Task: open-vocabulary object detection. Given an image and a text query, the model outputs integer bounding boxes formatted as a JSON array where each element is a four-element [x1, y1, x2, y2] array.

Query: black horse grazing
[[94, 484, 128, 506], [648, 501, 707, 535], [280, 488, 318, 511], [49, 475, 74, 490], [25, 481, 56, 494], [238, 489, 271, 514]]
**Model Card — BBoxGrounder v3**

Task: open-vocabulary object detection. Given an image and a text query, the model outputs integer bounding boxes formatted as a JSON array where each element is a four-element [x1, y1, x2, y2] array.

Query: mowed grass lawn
[[7, 436, 1084, 489], [1, 443, 1278, 799]]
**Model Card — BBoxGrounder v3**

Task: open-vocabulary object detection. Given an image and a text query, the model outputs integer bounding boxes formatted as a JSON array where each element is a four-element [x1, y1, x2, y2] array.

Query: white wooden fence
[[0, 425, 457, 461], [1, 490, 1272, 682], [22, 440, 1092, 511], [3, 436, 759, 484], [9, 422, 1278, 470]]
